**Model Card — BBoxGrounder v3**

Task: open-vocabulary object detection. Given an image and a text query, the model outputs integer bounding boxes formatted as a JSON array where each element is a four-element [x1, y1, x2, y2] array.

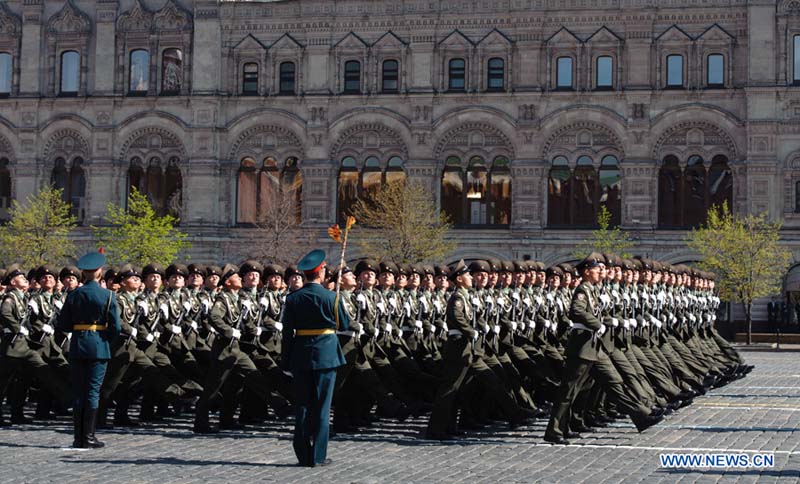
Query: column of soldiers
[[0, 253, 752, 444]]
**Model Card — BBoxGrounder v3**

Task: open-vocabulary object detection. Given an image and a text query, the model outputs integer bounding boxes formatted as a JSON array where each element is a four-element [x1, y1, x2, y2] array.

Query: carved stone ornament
[[229, 125, 305, 161], [0, 3, 22, 36], [541, 121, 623, 158], [434, 122, 515, 159], [43, 129, 90, 160], [120, 127, 186, 160], [154, 0, 192, 32], [47, 0, 91, 35], [651, 121, 737, 159], [331, 122, 407, 159], [0, 134, 13, 159], [117, 0, 154, 33]]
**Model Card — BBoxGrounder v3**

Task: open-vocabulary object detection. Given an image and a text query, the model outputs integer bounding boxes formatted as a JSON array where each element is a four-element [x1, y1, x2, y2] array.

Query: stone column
[[19, 0, 43, 96], [93, 0, 118, 95], [191, 1, 221, 94]]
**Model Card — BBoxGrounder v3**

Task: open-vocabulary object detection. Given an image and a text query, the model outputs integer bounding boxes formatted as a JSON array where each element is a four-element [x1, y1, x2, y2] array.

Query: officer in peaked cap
[[282, 249, 349, 467], [57, 249, 121, 449]]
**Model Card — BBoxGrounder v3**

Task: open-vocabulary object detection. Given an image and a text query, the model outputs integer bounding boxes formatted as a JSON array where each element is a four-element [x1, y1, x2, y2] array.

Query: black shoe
[[586, 419, 607, 428], [316, 458, 333, 467], [650, 407, 665, 418], [83, 409, 105, 449], [571, 424, 593, 433], [10, 413, 32, 425], [219, 421, 245, 431], [113, 415, 140, 428], [193, 423, 219, 434], [565, 431, 582, 439], [395, 404, 412, 423], [71, 408, 85, 449], [633, 414, 663, 433], [543, 434, 570, 445], [509, 417, 533, 430], [424, 431, 455, 441]]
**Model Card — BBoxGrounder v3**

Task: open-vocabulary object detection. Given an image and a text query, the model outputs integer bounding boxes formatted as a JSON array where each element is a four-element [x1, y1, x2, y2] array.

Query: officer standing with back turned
[[57, 248, 121, 449]]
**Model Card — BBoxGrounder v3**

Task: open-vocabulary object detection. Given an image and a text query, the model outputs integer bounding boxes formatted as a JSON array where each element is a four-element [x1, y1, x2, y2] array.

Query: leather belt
[[571, 323, 595, 332], [74, 324, 106, 331], [448, 329, 463, 336], [295, 328, 335, 336]]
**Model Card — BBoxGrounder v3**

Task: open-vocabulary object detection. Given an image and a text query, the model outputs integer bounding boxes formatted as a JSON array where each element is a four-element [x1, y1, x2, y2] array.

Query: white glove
[[472, 297, 481, 306], [622, 319, 630, 330], [642, 318, 649, 327], [371, 326, 379, 336], [171, 325, 182, 335], [433, 300, 443, 312], [256, 327, 263, 336], [596, 325, 606, 336], [242, 300, 253, 312], [274, 322, 283, 331], [19, 326, 29, 336], [66, 332, 71, 341], [544, 320, 551, 329], [376, 301, 386, 313], [611, 318, 619, 328], [384, 323, 392, 333], [512, 292, 521, 303], [472, 331, 479, 341], [231, 328, 241, 339], [389, 297, 398, 310], [159, 303, 169, 318], [27, 301, 39, 315], [190, 321, 198, 330], [415, 320, 423, 329], [202, 299, 211, 313], [493, 325, 501, 334], [519, 322, 526, 331], [259, 297, 269, 308], [357, 328, 365, 337], [629, 318, 638, 328], [182, 301, 193, 312], [131, 327, 138, 337], [653, 319, 662, 329], [137, 300, 149, 316], [523, 297, 532, 307], [442, 323, 449, 332], [146, 333, 154, 342], [356, 293, 367, 309], [712, 314, 717, 321], [510, 321, 518, 331], [419, 297, 429, 312], [42, 324, 54, 335], [404, 301, 412, 317]]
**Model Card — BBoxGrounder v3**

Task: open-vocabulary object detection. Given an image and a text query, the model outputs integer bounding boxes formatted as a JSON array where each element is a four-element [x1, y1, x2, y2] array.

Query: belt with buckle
[[295, 329, 335, 336], [74, 323, 106, 331]]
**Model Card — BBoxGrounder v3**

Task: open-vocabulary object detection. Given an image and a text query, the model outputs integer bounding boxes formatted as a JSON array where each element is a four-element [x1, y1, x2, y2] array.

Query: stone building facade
[[0, 0, 799, 282]]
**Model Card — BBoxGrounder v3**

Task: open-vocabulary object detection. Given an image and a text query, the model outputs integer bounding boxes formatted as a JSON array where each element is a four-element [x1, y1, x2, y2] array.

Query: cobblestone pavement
[[1, 350, 799, 483]]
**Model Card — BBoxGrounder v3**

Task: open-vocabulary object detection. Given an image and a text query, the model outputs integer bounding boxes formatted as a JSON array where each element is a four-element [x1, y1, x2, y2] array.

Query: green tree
[[94, 188, 191, 267], [351, 180, 457, 263], [687, 202, 791, 344], [0, 186, 77, 267], [573, 205, 635, 259]]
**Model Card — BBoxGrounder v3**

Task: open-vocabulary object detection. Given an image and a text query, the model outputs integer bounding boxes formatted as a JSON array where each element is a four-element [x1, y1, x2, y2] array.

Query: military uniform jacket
[[208, 289, 243, 353], [57, 281, 121, 360], [115, 290, 140, 353], [446, 287, 475, 339], [26, 290, 64, 353], [565, 282, 603, 361], [281, 282, 350, 371], [258, 288, 284, 354], [1, 289, 33, 358], [157, 288, 193, 352]]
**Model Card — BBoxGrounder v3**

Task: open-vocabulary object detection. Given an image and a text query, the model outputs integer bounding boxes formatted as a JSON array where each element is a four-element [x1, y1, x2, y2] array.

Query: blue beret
[[297, 249, 326, 272], [77, 251, 106, 271]]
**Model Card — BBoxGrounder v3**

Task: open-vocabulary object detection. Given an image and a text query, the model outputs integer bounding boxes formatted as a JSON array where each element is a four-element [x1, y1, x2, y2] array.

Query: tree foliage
[[687, 202, 791, 343], [238, 177, 314, 266], [0, 186, 77, 267], [93, 188, 191, 267], [350, 180, 457, 263], [573, 205, 635, 259]]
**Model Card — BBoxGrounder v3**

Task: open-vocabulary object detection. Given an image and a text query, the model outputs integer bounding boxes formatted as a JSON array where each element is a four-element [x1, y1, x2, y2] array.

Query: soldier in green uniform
[[0, 265, 70, 426], [57, 250, 121, 449]]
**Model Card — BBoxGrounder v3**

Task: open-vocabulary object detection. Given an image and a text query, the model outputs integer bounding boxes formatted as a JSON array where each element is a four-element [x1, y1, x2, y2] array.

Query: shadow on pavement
[[60, 456, 298, 468]]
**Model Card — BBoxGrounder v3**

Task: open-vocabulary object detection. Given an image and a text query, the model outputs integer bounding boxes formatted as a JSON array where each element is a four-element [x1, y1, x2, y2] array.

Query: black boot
[[96, 401, 111, 429], [72, 407, 86, 448], [83, 408, 105, 449]]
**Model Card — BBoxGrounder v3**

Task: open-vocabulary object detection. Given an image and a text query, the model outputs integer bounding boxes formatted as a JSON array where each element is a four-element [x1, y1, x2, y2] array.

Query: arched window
[[707, 54, 724, 88], [599, 155, 621, 226], [684, 155, 707, 228], [708, 155, 732, 210], [0, 52, 12, 96], [60, 51, 80, 95], [361, 156, 382, 206], [279, 61, 296, 95], [658, 155, 682, 227], [242, 62, 258, 95], [343, 60, 361, 94], [441, 156, 464, 225], [490, 156, 511, 225], [547, 156, 571, 226], [161, 48, 183, 94], [386, 156, 405, 186], [658, 154, 731, 228], [487, 58, 504, 91], [259, 157, 279, 220], [596, 56, 613, 89], [52, 158, 85, 222], [548, 155, 622, 228], [128, 157, 144, 195], [0, 158, 10, 219], [145, 158, 164, 211], [573, 156, 597, 226], [448, 58, 466, 91], [556, 57, 573, 89], [440, 155, 512, 227], [282, 157, 302, 224], [237, 158, 257, 224], [164, 158, 182, 219], [382, 60, 399, 93], [666, 54, 684, 88], [337, 157, 359, 224], [129, 49, 150, 93]]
